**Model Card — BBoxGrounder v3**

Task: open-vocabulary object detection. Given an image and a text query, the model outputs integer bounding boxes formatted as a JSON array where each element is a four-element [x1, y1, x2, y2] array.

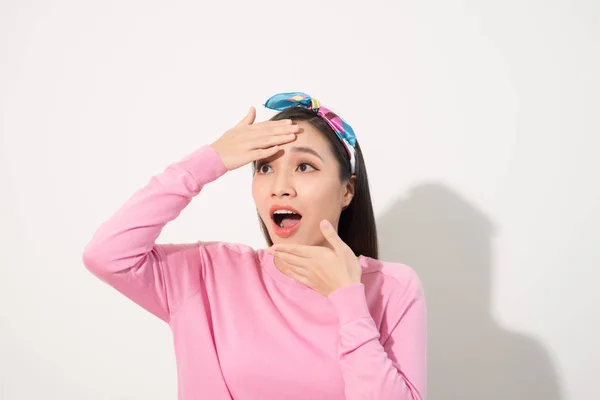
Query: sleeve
[[327, 279, 427, 400], [82, 145, 228, 323]]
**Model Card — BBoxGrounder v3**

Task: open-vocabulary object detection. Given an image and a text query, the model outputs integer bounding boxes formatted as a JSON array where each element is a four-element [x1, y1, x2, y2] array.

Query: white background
[[1, 1, 598, 399]]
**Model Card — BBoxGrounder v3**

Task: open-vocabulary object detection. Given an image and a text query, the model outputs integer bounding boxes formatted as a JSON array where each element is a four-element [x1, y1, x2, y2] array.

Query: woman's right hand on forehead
[[210, 106, 299, 171]]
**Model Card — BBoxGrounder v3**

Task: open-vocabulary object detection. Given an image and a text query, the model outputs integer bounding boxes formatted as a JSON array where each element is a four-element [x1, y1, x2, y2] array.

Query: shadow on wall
[[376, 182, 563, 400]]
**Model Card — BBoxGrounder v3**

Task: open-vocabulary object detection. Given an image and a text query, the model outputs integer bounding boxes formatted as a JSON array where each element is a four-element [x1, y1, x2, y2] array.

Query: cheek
[[252, 178, 273, 211], [300, 181, 344, 213], [251, 180, 263, 206]]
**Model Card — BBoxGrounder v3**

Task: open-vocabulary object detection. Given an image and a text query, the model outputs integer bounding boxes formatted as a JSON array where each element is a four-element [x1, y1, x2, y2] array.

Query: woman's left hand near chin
[[266, 219, 362, 297]]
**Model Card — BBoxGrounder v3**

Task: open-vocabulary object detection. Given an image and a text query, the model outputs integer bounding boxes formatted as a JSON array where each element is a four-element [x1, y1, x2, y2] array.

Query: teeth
[[272, 209, 299, 228]]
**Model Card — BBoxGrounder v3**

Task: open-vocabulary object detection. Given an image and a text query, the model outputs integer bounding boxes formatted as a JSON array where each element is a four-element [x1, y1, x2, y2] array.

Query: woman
[[83, 92, 427, 400]]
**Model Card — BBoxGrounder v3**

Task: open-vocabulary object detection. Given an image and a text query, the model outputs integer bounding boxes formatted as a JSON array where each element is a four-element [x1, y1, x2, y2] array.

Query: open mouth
[[271, 209, 303, 228]]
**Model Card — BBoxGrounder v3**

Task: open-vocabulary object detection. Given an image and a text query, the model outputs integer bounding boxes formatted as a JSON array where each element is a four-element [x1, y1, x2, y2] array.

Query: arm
[[327, 279, 427, 400], [82, 145, 227, 322]]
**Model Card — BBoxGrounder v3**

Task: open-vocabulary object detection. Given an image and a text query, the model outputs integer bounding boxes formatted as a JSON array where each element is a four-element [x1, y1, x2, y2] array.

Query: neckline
[[259, 248, 367, 292], [261, 249, 313, 291]]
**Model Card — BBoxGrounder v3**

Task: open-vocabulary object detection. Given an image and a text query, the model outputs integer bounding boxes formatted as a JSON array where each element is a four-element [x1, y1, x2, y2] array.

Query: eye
[[257, 163, 273, 174], [297, 162, 316, 172]]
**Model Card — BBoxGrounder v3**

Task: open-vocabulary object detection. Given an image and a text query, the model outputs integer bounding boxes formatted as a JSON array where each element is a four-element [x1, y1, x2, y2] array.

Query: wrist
[[327, 283, 371, 325], [179, 145, 228, 184]]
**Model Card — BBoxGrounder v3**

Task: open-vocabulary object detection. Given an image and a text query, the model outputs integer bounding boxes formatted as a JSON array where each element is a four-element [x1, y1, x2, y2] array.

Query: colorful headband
[[263, 92, 357, 174]]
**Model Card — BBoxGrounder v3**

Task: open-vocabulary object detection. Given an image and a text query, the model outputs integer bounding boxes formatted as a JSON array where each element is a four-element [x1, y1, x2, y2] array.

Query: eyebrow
[[290, 146, 324, 162]]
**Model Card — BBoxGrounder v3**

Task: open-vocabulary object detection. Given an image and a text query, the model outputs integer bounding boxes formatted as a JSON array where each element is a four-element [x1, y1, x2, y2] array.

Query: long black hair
[[253, 106, 378, 259]]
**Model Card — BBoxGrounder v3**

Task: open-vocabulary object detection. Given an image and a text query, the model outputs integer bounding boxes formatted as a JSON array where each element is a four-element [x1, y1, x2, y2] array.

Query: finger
[[236, 106, 256, 127], [285, 268, 312, 287], [271, 250, 312, 269], [271, 244, 318, 258], [252, 145, 281, 160], [250, 120, 300, 135], [281, 261, 311, 278], [320, 219, 347, 254], [253, 132, 297, 150]]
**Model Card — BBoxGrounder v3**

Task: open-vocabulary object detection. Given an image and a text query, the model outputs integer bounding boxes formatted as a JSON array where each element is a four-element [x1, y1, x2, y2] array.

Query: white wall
[[1, 1, 598, 399]]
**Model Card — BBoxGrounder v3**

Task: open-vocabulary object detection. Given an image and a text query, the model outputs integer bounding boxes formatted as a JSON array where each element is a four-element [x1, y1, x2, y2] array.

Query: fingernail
[[321, 220, 331, 229]]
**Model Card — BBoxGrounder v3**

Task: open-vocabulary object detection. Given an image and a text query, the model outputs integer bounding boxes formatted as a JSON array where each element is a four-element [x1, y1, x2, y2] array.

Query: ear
[[342, 175, 356, 209]]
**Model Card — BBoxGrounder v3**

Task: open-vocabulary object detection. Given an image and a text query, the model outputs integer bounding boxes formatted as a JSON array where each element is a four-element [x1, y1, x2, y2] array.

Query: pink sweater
[[82, 145, 427, 400]]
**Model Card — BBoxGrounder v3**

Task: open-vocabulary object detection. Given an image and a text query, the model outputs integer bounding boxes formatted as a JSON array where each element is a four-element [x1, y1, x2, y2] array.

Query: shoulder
[[359, 257, 426, 341], [359, 255, 425, 301], [197, 240, 257, 255], [157, 241, 260, 270], [196, 240, 261, 265]]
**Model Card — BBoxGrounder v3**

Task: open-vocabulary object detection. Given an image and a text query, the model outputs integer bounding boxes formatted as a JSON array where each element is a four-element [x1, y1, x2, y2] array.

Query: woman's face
[[252, 121, 355, 247]]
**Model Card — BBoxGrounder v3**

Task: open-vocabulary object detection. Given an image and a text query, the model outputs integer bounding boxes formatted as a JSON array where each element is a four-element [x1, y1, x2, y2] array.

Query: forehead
[[287, 120, 329, 149]]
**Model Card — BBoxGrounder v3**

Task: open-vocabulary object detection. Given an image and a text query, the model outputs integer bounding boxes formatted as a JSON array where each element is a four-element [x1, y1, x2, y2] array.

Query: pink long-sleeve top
[[82, 145, 427, 400]]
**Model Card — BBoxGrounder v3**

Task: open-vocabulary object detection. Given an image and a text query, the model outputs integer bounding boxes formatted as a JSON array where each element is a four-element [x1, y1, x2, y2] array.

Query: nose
[[271, 170, 297, 198]]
